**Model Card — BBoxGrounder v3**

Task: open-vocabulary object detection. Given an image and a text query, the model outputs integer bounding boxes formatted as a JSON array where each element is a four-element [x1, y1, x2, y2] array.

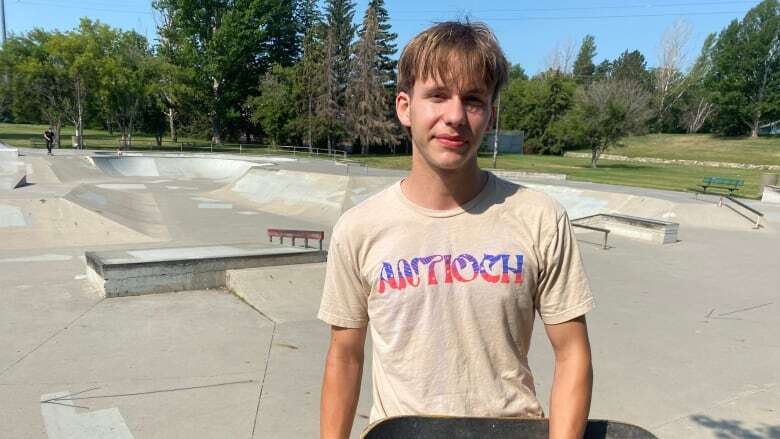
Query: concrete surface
[[763, 185, 780, 204], [1, 147, 778, 438]]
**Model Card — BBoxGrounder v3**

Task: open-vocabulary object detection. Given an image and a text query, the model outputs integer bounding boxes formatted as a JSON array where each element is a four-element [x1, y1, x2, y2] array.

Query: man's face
[[396, 76, 494, 172]]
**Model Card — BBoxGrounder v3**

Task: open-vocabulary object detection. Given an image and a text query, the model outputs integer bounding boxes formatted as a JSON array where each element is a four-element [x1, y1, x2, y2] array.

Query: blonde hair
[[397, 21, 509, 103]]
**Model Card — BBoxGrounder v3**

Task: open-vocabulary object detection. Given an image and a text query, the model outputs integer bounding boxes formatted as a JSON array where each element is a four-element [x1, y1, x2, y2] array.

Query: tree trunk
[[307, 95, 313, 152], [211, 78, 222, 144], [54, 119, 62, 148], [751, 114, 760, 138], [591, 147, 600, 168], [76, 76, 84, 149], [167, 107, 177, 142]]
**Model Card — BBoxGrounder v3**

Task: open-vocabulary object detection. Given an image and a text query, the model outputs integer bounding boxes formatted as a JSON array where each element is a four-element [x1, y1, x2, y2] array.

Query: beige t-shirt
[[318, 172, 594, 423]]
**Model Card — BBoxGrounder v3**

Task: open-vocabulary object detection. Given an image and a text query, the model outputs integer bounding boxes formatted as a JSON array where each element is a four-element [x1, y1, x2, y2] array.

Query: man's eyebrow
[[461, 87, 489, 95]]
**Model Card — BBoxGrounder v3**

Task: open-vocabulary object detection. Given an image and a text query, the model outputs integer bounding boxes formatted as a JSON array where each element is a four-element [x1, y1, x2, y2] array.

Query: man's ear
[[396, 91, 412, 129]]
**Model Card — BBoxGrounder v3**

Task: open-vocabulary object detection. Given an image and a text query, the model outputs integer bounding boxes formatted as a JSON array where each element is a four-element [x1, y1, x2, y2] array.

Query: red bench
[[267, 229, 325, 251]]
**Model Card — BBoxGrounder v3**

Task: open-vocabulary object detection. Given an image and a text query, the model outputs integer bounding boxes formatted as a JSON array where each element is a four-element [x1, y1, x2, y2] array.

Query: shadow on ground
[[690, 414, 780, 438]]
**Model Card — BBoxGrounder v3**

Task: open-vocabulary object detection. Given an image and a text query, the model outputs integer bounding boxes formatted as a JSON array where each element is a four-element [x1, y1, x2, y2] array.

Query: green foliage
[[559, 80, 653, 167], [347, 4, 399, 153], [246, 65, 297, 145], [706, 0, 780, 136], [500, 72, 577, 154], [573, 35, 597, 84], [324, 0, 356, 108], [153, 0, 299, 142]]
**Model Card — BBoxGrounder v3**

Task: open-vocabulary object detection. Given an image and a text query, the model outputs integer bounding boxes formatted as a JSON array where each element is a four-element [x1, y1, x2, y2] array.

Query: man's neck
[[401, 157, 487, 211]]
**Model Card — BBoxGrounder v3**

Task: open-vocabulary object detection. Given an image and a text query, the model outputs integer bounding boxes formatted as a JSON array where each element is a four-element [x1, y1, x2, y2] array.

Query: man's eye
[[466, 98, 486, 109]]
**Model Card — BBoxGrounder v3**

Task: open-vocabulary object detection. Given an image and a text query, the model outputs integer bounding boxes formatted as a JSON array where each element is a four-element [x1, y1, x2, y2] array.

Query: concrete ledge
[[573, 213, 679, 244], [86, 244, 326, 298], [762, 185, 780, 204], [487, 169, 568, 181]]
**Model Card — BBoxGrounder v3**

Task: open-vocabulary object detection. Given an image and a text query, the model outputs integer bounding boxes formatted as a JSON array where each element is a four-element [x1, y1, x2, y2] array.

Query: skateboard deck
[[361, 416, 657, 439]]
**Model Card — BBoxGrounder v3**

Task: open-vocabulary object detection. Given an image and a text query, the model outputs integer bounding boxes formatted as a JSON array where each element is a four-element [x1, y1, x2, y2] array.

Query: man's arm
[[321, 325, 367, 439], [545, 315, 593, 439]]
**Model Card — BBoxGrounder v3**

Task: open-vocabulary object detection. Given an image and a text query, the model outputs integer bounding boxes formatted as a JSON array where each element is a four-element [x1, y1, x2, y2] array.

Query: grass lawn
[[353, 153, 769, 199], [575, 133, 780, 166], [2, 123, 774, 198], [0, 122, 276, 154]]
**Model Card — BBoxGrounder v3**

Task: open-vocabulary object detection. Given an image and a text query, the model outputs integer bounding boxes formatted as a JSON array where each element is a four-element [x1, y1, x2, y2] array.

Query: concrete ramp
[[523, 182, 761, 231], [342, 175, 401, 212], [91, 156, 256, 181], [65, 184, 169, 239], [224, 168, 349, 225], [0, 198, 156, 250], [222, 168, 397, 226]]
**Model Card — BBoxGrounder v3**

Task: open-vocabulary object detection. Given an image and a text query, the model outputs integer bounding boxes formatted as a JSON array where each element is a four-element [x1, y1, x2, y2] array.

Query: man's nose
[[442, 97, 467, 127]]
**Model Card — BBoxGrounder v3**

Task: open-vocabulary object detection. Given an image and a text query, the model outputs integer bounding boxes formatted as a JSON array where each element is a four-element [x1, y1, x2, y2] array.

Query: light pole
[[0, 0, 6, 46], [491, 93, 501, 169]]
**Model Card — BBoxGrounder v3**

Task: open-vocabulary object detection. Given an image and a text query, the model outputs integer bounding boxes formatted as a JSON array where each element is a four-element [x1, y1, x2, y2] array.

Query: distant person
[[43, 128, 54, 155], [319, 21, 594, 439]]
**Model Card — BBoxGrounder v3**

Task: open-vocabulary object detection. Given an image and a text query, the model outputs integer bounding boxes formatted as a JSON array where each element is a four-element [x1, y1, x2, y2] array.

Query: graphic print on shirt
[[377, 252, 524, 294]]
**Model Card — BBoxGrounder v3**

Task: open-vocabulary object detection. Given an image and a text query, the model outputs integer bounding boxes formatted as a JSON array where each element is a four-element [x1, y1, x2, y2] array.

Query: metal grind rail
[[723, 195, 764, 229], [571, 223, 610, 250]]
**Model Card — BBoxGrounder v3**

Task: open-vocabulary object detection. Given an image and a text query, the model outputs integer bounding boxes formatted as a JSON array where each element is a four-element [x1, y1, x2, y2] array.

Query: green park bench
[[698, 176, 744, 195]]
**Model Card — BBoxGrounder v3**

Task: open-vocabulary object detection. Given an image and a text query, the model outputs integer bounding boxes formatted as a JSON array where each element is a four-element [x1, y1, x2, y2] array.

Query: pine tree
[[366, 0, 397, 85], [318, 28, 340, 153], [347, 5, 399, 153], [324, 0, 356, 110], [572, 35, 597, 84]]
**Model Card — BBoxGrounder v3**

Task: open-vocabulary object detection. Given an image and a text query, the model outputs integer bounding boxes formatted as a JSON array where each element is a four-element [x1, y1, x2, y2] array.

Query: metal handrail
[[724, 195, 764, 229], [572, 223, 610, 250]]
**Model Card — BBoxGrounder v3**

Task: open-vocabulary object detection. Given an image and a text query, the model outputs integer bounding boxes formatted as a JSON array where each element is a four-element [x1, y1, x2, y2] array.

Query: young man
[[319, 21, 594, 439], [43, 128, 54, 155]]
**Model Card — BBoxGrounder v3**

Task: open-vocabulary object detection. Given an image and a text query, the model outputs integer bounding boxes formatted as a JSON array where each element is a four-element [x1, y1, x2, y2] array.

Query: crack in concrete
[[250, 323, 277, 439], [224, 287, 278, 439], [0, 298, 105, 378]]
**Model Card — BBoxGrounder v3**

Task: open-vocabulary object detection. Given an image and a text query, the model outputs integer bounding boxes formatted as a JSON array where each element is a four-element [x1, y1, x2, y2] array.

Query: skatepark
[[1, 143, 779, 438]]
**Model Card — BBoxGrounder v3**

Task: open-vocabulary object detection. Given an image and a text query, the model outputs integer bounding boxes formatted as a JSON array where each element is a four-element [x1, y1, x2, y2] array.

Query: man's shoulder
[[491, 175, 566, 221], [331, 182, 399, 239]]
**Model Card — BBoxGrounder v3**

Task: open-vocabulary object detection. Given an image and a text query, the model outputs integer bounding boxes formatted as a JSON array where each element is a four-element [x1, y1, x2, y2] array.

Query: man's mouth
[[434, 135, 467, 148]]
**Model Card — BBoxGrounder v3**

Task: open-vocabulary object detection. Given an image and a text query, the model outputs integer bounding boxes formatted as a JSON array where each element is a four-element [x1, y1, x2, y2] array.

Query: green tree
[[324, 0, 356, 112], [573, 35, 597, 84], [508, 64, 528, 81], [682, 33, 717, 133], [247, 64, 297, 145], [611, 50, 652, 89], [347, 4, 399, 153], [153, 0, 299, 143], [706, 0, 780, 136], [553, 80, 653, 167], [367, 0, 397, 86], [95, 29, 156, 146], [501, 72, 576, 154]]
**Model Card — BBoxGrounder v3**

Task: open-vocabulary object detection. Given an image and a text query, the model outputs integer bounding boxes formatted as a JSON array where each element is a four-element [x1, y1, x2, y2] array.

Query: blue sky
[[2, 0, 760, 73]]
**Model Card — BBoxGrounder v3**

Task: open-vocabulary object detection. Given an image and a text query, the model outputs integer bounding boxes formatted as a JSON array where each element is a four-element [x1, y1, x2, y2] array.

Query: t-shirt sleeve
[[317, 221, 370, 328], [535, 211, 595, 325]]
